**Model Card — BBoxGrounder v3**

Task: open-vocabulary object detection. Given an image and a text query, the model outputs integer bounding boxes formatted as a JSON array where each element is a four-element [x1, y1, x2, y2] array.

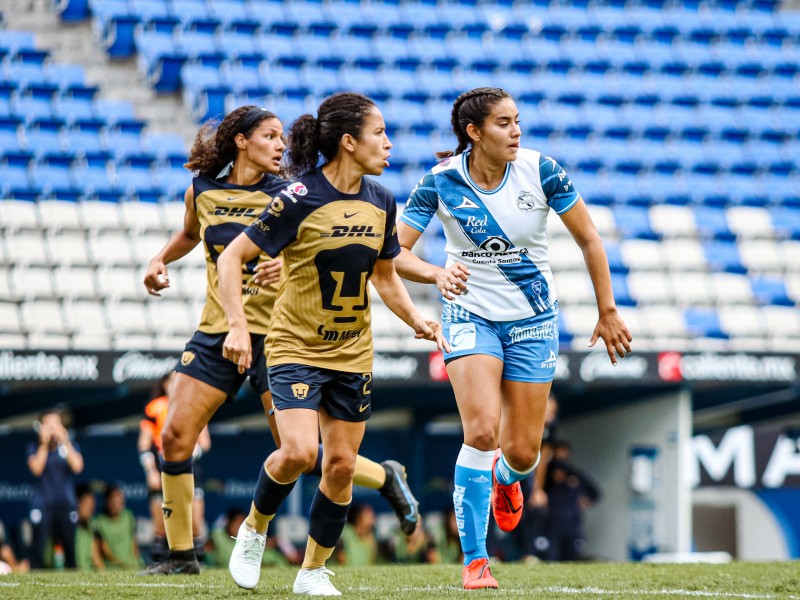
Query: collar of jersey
[[461, 151, 510, 195]]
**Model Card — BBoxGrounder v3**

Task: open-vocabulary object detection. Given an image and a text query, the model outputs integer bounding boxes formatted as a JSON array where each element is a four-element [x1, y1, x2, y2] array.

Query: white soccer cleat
[[228, 521, 266, 589], [292, 567, 342, 596]]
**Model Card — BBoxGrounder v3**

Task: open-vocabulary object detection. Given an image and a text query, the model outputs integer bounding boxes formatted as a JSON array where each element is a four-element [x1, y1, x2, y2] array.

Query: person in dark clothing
[[26, 410, 84, 569], [540, 439, 601, 561]]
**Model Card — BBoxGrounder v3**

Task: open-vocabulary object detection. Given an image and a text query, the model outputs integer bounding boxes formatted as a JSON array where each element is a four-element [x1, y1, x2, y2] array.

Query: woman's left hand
[[413, 319, 451, 353], [253, 257, 282, 286], [589, 311, 632, 365]]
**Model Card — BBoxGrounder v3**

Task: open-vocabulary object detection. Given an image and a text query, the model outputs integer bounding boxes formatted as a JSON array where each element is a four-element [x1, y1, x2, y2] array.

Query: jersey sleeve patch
[[540, 155, 580, 214], [244, 187, 302, 257]]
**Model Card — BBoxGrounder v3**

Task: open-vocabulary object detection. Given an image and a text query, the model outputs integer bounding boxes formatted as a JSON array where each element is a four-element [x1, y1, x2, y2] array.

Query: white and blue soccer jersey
[[400, 148, 580, 322]]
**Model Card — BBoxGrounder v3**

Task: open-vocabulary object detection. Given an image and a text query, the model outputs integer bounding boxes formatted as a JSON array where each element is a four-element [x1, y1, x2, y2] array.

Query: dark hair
[[286, 92, 376, 178], [150, 371, 173, 400], [75, 482, 93, 500], [346, 502, 371, 526], [436, 87, 512, 159], [184, 105, 278, 175]]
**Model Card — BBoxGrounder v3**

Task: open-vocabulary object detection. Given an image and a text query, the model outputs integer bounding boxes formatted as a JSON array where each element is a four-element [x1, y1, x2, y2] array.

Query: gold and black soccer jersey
[[193, 171, 289, 335], [243, 169, 401, 373]]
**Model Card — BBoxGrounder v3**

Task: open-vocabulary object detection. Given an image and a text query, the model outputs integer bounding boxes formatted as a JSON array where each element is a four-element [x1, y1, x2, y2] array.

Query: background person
[[94, 483, 140, 569], [26, 409, 84, 569], [74, 483, 103, 571]]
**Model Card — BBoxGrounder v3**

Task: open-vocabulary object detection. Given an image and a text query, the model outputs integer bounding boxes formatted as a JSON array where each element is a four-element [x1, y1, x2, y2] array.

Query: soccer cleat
[[461, 557, 498, 590], [138, 556, 201, 575], [380, 460, 420, 535], [229, 521, 267, 589], [491, 449, 524, 532], [292, 567, 342, 596]]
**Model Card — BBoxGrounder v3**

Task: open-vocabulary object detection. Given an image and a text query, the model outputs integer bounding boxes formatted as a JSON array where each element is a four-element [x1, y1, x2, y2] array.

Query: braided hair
[[436, 87, 511, 159], [286, 92, 376, 178], [184, 106, 278, 175]]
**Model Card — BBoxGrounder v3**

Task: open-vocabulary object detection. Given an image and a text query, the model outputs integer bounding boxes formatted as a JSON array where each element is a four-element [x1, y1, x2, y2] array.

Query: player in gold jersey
[[141, 106, 423, 576], [218, 93, 448, 595]]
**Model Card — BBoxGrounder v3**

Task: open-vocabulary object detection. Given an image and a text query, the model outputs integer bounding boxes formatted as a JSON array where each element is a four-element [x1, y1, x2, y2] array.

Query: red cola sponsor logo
[[658, 352, 797, 383], [579, 352, 648, 382]]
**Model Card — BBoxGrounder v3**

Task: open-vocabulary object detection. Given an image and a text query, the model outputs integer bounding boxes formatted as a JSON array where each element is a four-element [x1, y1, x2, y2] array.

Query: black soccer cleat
[[138, 556, 201, 576], [379, 460, 420, 535]]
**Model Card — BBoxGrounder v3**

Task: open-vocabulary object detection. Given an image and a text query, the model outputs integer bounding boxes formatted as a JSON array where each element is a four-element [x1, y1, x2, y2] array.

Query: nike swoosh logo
[[359, 403, 370, 412], [499, 488, 522, 514], [344, 212, 359, 218]]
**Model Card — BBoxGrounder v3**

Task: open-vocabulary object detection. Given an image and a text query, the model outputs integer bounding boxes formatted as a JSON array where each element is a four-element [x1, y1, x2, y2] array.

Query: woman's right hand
[[143, 259, 170, 297], [222, 325, 252, 374], [434, 263, 471, 301]]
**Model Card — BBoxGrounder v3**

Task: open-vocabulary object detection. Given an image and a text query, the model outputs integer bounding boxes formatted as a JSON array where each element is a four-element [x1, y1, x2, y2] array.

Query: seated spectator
[[74, 483, 103, 571], [0, 521, 28, 574], [381, 515, 437, 564], [337, 503, 379, 566], [94, 484, 140, 569], [430, 506, 463, 565]]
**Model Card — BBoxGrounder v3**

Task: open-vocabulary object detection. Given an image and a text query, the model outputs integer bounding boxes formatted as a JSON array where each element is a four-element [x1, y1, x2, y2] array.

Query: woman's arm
[[560, 199, 632, 363], [370, 258, 449, 352], [217, 233, 265, 373], [143, 185, 202, 296], [394, 223, 470, 301]]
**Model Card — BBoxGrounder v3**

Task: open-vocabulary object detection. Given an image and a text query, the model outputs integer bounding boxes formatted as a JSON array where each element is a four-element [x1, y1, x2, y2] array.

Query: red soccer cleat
[[461, 558, 498, 590], [491, 449, 524, 532]]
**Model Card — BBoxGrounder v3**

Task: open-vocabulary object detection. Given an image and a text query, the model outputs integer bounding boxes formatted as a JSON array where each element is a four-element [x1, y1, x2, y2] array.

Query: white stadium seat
[[5, 232, 51, 266], [781, 241, 800, 274], [108, 300, 152, 335], [661, 239, 708, 272], [560, 305, 601, 338], [762, 305, 800, 340], [0, 200, 39, 232], [738, 240, 785, 274], [649, 205, 696, 238], [726, 207, 774, 239], [0, 333, 27, 349], [640, 305, 688, 339], [131, 233, 170, 265], [46, 232, 91, 266], [628, 272, 674, 305], [587, 204, 616, 238], [620, 239, 665, 271], [0, 267, 14, 299], [709, 272, 754, 305], [21, 300, 68, 334], [549, 238, 587, 271], [718, 305, 765, 338], [553, 271, 595, 305], [120, 200, 166, 233], [146, 298, 195, 335], [0, 301, 23, 333], [63, 300, 110, 336], [162, 201, 187, 231], [27, 332, 71, 349], [53, 266, 98, 300], [669, 272, 715, 307], [37, 199, 84, 231], [113, 333, 156, 350], [88, 232, 135, 266], [10, 266, 56, 300], [79, 200, 122, 232], [96, 266, 143, 301]]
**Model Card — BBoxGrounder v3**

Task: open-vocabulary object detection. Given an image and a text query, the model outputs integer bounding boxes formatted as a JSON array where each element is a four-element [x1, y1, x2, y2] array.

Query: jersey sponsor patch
[[449, 322, 476, 350]]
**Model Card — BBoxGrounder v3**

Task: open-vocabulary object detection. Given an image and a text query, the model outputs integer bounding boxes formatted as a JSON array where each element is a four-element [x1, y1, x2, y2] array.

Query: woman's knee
[[160, 424, 196, 460], [503, 441, 541, 471], [278, 444, 319, 474], [322, 452, 357, 484], [463, 420, 499, 451]]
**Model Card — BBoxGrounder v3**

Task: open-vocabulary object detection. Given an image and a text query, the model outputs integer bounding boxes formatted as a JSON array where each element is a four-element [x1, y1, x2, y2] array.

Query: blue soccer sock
[[453, 444, 494, 565], [494, 450, 539, 486]]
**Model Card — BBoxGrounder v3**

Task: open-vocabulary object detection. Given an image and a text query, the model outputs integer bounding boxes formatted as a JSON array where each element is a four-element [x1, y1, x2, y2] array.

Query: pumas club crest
[[517, 190, 535, 210]]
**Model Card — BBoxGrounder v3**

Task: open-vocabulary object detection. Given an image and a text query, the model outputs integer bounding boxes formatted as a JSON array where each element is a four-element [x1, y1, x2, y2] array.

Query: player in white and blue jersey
[[395, 87, 632, 589]]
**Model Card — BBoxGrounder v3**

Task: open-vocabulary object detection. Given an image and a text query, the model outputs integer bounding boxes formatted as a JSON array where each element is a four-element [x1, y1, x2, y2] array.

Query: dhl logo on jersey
[[211, 206, 258, 217], [320, 225, 382, 238]]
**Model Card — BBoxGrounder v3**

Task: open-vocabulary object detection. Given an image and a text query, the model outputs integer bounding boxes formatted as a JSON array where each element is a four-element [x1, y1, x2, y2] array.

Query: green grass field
[[1, 562, 799, 599]]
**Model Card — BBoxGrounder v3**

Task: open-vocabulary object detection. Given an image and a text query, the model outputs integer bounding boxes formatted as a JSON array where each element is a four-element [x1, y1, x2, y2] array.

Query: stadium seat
[[627, 272, 674, 305], [0, 199, 39, 232], [0, 302, 23, 335], [738, 240, 785, 273], [661, 239, 709, 271], [108, 300, 153, 335], [684, 307, 728, 339], [718, 305, 764, 340], [703, 240, 747, 274], [649, 205, 697, 238], [21, 299, 69, 335], [709, 272, 754, 304], [620, 239, 665, 271], [88, 231, 135, 266], [750, 276, 794, 306], [64, 299, 111, 338], [552, 272, 595, 305], [5, 231, 50, 266], [53, 266, 99, 301], [10, 265, 55, 300]]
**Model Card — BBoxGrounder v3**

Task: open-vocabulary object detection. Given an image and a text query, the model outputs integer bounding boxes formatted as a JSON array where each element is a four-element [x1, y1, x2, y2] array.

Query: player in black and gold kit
[[141, 106, 423, 577], [218, 93, 448, 595]]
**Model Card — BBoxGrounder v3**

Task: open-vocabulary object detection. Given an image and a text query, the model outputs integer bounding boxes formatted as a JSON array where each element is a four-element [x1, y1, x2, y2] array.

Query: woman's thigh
[[446, 354, 504, 450]]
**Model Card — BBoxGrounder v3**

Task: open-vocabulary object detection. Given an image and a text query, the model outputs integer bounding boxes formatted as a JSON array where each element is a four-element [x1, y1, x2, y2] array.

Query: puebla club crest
[[517, 190, 535, 210]]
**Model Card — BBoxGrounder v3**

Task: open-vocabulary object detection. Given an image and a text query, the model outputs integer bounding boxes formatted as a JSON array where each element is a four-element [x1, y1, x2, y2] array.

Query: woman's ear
[[235, 132, 247, 150], [341, 133, 356, 153], [465, 123, 480, 143]]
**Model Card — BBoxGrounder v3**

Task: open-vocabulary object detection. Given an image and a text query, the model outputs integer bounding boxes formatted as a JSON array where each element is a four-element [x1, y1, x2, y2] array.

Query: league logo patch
[[181, 351, 195, 366], [288, 182, 308, 196], [291, 383, 310, 399], [517, 190, 535, 210]]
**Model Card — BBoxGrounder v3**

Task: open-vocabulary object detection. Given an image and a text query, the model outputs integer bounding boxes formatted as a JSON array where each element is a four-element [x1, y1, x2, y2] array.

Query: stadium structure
[[0, 0, 798, 566]]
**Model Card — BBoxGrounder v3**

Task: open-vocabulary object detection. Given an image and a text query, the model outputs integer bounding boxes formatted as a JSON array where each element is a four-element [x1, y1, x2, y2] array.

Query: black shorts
[[268, 363, 372, 423], [174, 331, 269, 402]]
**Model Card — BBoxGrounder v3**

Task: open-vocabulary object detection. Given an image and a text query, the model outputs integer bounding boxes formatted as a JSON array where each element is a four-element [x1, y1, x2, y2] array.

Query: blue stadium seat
[[0, 164, 33, 199], [703, 240, 746, 274], [53, 95, 95, 124], [684, 308, 728, 339], [156, 166, 189, 200], [770, 207, 800, 239], [612, 206, 659, 240], [694, 206, 735, 239], [751, 277, 794, 306]]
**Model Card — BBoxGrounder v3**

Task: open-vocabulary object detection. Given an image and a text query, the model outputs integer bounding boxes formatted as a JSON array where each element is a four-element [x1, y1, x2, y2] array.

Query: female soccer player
[[218, 92, 447, 595], [142, 105, 420, 576], [395, 87, 632, 589]]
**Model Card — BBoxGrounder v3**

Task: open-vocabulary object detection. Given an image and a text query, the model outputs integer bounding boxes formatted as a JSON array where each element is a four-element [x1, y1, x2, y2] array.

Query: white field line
[[349, 585, 800, 599], [0, 581, 222, 588]]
